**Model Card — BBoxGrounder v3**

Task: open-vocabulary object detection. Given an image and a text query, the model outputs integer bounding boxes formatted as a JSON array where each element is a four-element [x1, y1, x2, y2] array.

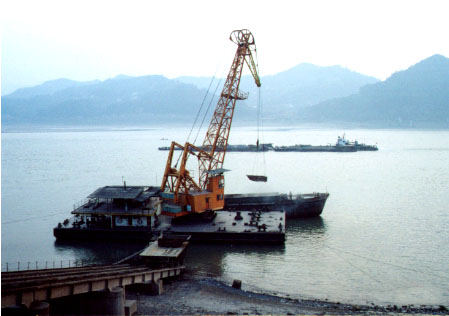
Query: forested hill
[[3, 56, 448, 128], [1, 75, 208, 125], [178, 63, 379, 121], [298, 54, 449, 127], [2, 63, 377, 127]]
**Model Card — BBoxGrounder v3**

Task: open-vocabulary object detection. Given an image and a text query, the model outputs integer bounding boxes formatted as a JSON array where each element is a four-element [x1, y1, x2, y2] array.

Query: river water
[[2, 126, 448, 306]]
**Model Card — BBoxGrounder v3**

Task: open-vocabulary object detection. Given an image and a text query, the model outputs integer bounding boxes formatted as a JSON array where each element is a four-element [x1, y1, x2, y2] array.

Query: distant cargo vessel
[[273, 135, 378, 152], [274, 143, 356, 152], [158, 143, 274, 152], [158, 136, 377, 153]]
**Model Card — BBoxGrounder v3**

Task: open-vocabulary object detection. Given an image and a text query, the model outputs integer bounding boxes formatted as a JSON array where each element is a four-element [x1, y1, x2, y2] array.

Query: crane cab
[[161, 169, 228, 217]]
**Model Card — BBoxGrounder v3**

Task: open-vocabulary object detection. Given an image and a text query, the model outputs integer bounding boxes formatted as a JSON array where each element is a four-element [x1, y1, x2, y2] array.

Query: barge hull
[[224, 192, 329, 218], [166, 231, 285, 245], [53, 227, 153, 241]]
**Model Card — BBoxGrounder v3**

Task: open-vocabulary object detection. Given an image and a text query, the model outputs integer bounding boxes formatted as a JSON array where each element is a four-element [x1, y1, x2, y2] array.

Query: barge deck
[[158, 210, 285, 244]]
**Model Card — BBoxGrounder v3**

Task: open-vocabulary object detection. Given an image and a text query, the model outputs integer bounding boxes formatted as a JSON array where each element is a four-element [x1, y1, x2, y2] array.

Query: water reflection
[[51, 218, 324, 276], [185, 243, 285, 277], [286, 217, 326, 235], [53, 240, 147, 265]]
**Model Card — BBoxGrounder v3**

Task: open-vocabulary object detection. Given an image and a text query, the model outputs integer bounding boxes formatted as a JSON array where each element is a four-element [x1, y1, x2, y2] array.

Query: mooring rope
[[2, 212, 68, 225], [324, 244, 449, 281]]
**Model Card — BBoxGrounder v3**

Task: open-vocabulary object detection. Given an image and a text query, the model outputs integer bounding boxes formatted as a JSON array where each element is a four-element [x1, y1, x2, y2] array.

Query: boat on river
[[158, 143, 274, 152], [274, 135, 378, 152], [224, 192, 329, 218], [53, 185, 161, 241], [159, 136, 377, 153], [53, 184, 329, 241], [274, 144, 356, 152]]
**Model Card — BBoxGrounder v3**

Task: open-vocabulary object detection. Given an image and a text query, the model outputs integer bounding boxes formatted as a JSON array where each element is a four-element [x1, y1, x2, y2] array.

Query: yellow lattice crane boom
[[160, 29, 261, 217]]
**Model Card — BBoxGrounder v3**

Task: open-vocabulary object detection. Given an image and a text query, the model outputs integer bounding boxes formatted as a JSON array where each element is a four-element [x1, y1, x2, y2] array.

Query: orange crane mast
[[160, 29, 261, 217]]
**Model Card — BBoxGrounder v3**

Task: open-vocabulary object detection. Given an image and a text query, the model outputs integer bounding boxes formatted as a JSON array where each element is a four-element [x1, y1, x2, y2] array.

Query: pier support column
[[83, 287, 125, 316], [50, 287, 125, 315], [146, 279, 164, 295], [128, 279, 164, 296]]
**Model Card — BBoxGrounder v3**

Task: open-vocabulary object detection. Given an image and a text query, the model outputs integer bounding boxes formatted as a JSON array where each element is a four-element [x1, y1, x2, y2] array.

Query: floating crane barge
[[53, 186, 323, 243], [54, 30, 329, 244], [53, 188, 326, 243]]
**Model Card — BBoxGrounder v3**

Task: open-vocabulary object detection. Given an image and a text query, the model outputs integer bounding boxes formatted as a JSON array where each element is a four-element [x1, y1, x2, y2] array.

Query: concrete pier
[[2, 264, 184, 314], [50, 287, 125, 315], [126, 279, 164, 296], [124, 300, 137, 316]]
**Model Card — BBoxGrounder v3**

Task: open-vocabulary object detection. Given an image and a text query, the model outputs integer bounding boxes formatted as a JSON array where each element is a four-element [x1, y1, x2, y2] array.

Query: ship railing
[[299, 193, 319, 198], [2, 259, 96, 272], [73, 198, 91, 211], [280, 192, 323, 200]]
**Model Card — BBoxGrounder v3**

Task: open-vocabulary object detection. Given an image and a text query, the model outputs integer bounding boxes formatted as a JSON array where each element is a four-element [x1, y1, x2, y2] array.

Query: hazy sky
[[2, 0, 449, 95]]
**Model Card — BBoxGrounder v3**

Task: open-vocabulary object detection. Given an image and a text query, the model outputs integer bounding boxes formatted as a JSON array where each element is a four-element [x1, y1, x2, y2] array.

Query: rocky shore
[[126, 273, 448, 315]]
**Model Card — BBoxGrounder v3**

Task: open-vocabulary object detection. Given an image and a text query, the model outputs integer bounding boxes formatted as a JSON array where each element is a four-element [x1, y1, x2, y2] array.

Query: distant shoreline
[[3, 123, 449, 134]]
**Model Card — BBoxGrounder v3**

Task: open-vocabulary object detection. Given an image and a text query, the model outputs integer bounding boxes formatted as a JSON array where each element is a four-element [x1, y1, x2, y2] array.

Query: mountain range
[[2, 54, 448, 128], [2, 75, 207, 125], [298, 54, 449, 127], [178, 64, 379, 122]]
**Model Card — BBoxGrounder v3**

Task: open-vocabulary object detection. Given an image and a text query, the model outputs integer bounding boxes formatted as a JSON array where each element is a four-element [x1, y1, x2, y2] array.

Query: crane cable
[[257, 88, 260, 147], [252, 46, 266, 176], [253, 86, 267, 176], [193, 74, 224, 146], [174, 72, 218, 169], [174, 66, 225, 169], [257, 46, 267, 175], [174, 39, 229, 170], [185, 75, 217, 146], [260, 88, 267, 176]]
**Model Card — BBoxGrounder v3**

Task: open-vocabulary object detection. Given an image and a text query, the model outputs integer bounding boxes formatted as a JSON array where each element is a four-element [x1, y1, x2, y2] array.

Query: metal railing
[[73, 199, 90, 211], [2, 259, 94, 272]]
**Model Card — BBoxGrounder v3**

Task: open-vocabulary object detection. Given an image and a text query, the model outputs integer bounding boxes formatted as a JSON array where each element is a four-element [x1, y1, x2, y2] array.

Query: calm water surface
[[2, 127, 449, 305]]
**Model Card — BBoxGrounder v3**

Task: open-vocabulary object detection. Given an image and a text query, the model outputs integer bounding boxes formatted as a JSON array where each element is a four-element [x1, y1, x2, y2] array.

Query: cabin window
[[217, 194, 224, 201], [218, 178, 224, 188]]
